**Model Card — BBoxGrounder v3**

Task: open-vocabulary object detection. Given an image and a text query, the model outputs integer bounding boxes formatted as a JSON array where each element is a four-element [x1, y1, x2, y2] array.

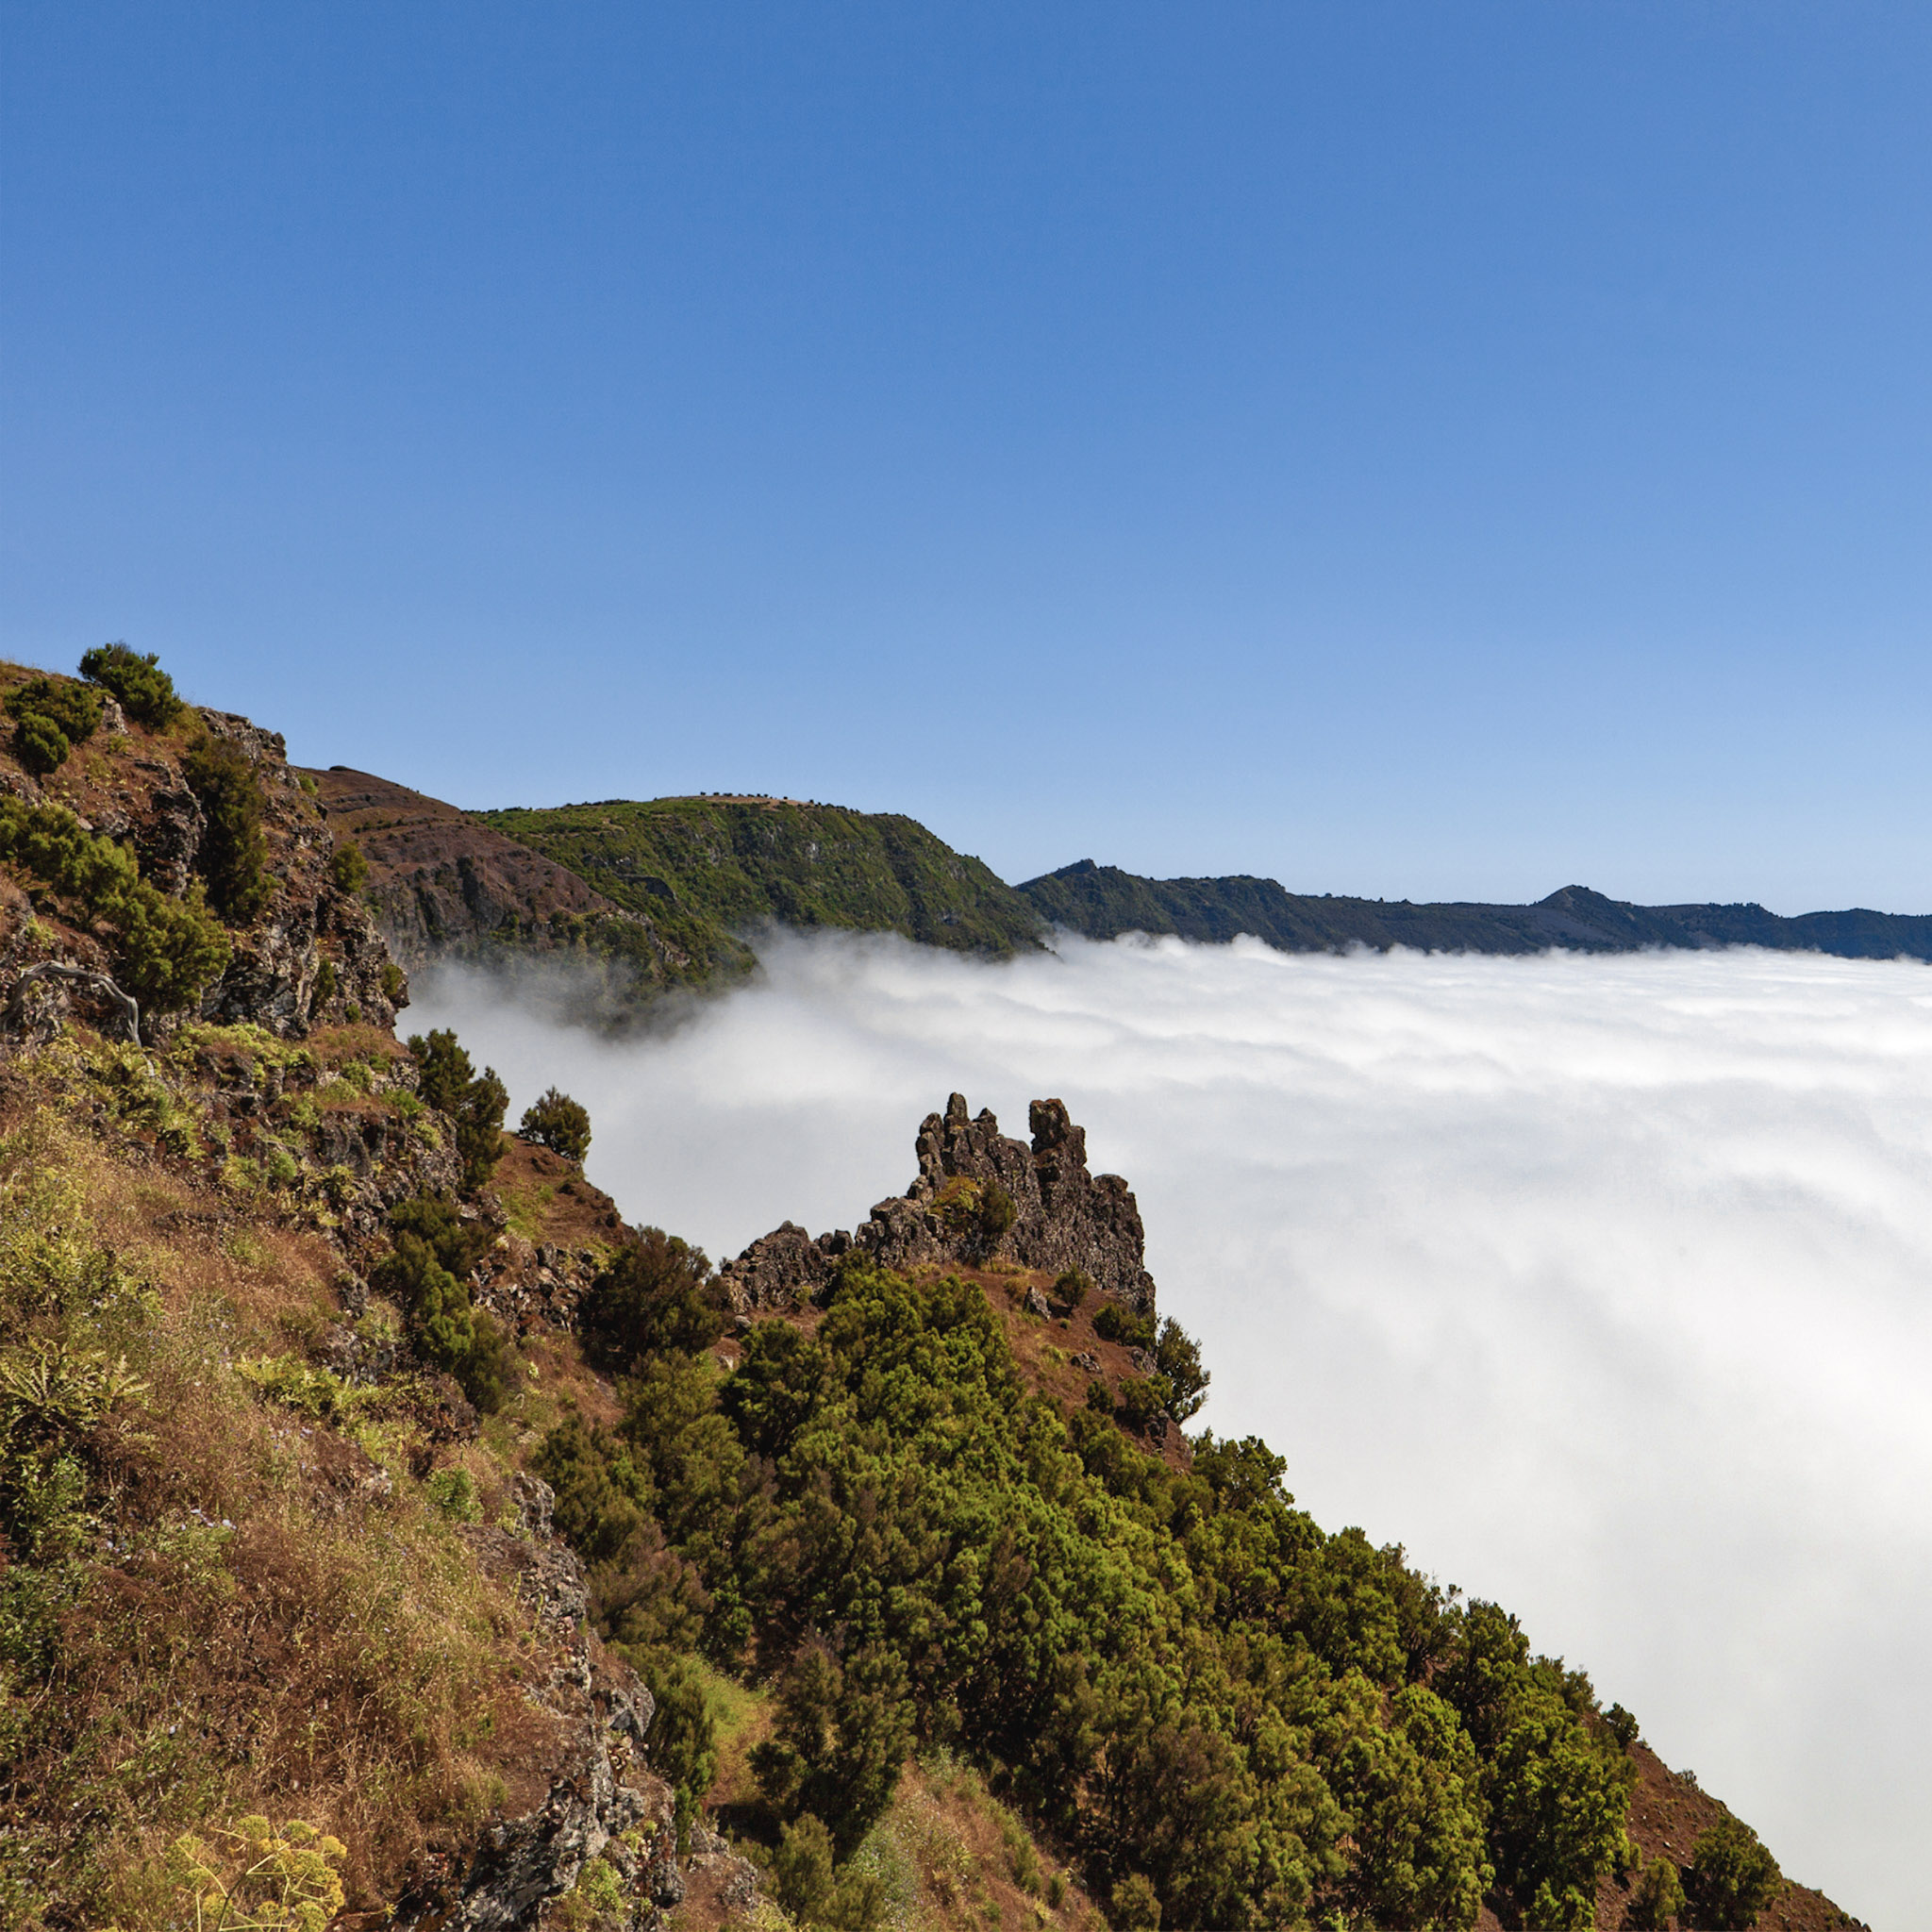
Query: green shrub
[[1085, 1376, 1114, 1414], [6, 675, 102, 774], [1093, 1302, 1155, 1349], [977, 1178, 1016, 1248], [1052, 1267, 1091, 1312], [1110, 1873, 1162, 1931], [183, 734, 270, 924], [425, 1468, 481, 1524], [520, 1087, 591, 1163], [371, 1203, 513, 1413], [380, 961, 407, 1005], [312, 958, 338, 1008], [580, 1228, 719, 1369], [1114, 1374, 1172, 1433], [387, 1193, 494, 1279], [1686, 1814, 1781, 1926], [327, 839, 368, 895], [1605, 1702, 1640, 1750], [751, 1641, 913, 1851], [1153, 1316, 1209, 1421], [628, 1647, 718, 1806], [406, 1030, 508, 1188], [0, 794, 229, 1017], [78, 641, 183, 726], [12, 711, 73, 775], [1624, 1851, 1685, 1928], [771, 1813, 836, 1924]]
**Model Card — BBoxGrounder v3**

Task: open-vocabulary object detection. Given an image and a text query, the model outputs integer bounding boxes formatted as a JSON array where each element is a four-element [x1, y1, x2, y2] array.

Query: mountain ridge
[[1017, 858, 1932, 962]]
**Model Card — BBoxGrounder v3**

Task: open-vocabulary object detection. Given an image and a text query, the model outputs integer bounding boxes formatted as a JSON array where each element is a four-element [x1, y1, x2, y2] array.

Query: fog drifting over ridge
[[410, 934, 1932, 1924]]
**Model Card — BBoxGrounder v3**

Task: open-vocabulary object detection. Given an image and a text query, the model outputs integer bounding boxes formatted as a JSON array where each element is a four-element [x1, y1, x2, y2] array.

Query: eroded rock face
[[397, 1477, 680, 1932], [719, 1094, 1157, 1316], [1, 691, 406, 1046]]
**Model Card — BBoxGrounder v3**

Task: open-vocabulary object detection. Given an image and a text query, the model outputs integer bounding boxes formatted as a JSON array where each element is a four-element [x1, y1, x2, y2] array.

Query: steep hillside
[[0, 655, 1867, 1928], [1021, 859, 1932, 961], [476, 796, 1046, 959], [305, 768, 753, 1025]]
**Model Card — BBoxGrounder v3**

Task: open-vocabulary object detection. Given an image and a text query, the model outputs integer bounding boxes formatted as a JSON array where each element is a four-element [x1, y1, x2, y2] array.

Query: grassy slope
[[475, 798, 1046, 959]]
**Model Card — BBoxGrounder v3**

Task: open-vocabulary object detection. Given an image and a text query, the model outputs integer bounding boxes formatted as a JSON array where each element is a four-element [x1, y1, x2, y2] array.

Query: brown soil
[[304, 765, 639, 969]]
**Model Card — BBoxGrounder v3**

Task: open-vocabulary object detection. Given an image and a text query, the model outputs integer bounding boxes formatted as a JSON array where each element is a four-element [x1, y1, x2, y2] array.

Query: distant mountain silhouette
[[1018, 860, 1932, 961]]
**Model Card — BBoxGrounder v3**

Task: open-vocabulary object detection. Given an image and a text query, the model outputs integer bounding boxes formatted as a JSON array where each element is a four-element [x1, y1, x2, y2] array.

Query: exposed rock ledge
[[719, 1093, 1157, 1317]]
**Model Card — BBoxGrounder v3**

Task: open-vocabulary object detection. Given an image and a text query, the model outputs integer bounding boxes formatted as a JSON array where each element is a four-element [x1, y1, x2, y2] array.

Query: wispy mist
[[411, 934, 1932, 1924]]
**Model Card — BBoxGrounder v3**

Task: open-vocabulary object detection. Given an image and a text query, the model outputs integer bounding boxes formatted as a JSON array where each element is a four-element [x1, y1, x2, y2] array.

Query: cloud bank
[[411, 934, 1932, 1924]]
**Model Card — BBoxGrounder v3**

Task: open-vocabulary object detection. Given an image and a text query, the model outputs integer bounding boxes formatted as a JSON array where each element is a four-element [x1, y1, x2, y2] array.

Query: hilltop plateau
[[0, 650, 1871, 1929]]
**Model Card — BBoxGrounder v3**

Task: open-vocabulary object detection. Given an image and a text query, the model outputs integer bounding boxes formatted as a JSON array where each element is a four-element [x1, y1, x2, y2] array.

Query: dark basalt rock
[[396, 1477, 683, 1931], [719, 1093, 1157, 1316]]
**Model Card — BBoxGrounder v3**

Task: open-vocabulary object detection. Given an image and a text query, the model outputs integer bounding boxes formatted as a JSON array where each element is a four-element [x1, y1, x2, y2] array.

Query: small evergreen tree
[[409, 1028, 475, 1112], [78, 642, 184, 726], [580, 1228, 719, 1368], [1625, 1852, 1686, 1928], [6, 675, 102, 774], [1687, 1814, 1781, 1927], [183, 734, 270, 924], [1155, 1315, 1210, 1420], [406, 1029, 508, 1187], [327, 838, 369, 894], [520, 1086, 591, 1162], [371, 1200, 513, 1412]]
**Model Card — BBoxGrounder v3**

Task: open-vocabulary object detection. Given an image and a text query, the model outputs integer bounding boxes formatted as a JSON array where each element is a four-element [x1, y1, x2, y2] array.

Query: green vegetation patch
[[0, 794, 231, 1018], [538, 1256, 1639, 1927], [475, 796, 1046, 958]]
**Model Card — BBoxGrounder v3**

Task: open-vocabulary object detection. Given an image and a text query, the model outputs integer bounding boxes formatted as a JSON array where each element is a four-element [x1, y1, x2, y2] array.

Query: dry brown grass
[[0, 1056, 572, 1928]]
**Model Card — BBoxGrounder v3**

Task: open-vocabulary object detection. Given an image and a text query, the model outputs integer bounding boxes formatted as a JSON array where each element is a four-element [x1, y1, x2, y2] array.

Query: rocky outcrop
[[1, 677, 406, 1045], [397, 1477, 682, 1932], [719, 1093, 1157, 1316]]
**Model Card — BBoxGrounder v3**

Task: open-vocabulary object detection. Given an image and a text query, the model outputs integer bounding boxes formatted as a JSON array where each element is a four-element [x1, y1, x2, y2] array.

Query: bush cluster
[[6, 675, 102, 775], [539, 1257, 1639, 1925], [1093, 1301, 1155, 1349], [77, 641, 184, 726], [0, 794, 230, 1016], [371, 1194, 514, 1412], [578, 1227, 720, 1370], [519, 1086, 591, 1163], [1686, 1814, 1782, 1926], [327, 838, 369, 896], [183, 733, 271, 924], [407, 1030, 508, 1188]]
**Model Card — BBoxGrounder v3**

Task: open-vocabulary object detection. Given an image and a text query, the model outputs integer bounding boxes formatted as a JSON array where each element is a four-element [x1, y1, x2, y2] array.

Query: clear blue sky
[[4, 3, 1927, 911]]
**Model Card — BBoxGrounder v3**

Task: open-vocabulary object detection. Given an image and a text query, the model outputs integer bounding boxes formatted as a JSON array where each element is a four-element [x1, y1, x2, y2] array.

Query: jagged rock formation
[[719, 1092, 1157, 1316]]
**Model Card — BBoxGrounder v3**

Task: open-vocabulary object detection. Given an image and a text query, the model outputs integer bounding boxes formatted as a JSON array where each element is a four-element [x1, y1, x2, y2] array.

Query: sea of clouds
[[411, 933, 1932, 1924]]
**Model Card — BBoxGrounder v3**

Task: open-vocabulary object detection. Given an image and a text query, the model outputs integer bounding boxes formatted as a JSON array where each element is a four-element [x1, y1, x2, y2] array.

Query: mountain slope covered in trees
[[0, 650, 1869, 1928], [476, 797, 1044, 960]]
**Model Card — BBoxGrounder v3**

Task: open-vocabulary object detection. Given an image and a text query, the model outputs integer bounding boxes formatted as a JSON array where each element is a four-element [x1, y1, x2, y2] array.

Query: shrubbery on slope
[[541, 1257, 1639, 1929]]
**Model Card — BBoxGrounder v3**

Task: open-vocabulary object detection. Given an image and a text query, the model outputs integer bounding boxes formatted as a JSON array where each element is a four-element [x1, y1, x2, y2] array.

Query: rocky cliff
[[719, 1091, 1158, 1316], [1, 669, 402, 1044], [0, 659, 730, 1931]]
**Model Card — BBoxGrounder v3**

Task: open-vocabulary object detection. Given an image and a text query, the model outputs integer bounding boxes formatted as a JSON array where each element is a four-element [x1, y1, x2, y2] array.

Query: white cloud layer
[[411, 934, 1932, 1924]]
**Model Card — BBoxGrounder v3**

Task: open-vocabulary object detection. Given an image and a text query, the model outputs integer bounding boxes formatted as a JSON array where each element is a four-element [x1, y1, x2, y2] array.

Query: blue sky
[[4, 2, 1927, 910]]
